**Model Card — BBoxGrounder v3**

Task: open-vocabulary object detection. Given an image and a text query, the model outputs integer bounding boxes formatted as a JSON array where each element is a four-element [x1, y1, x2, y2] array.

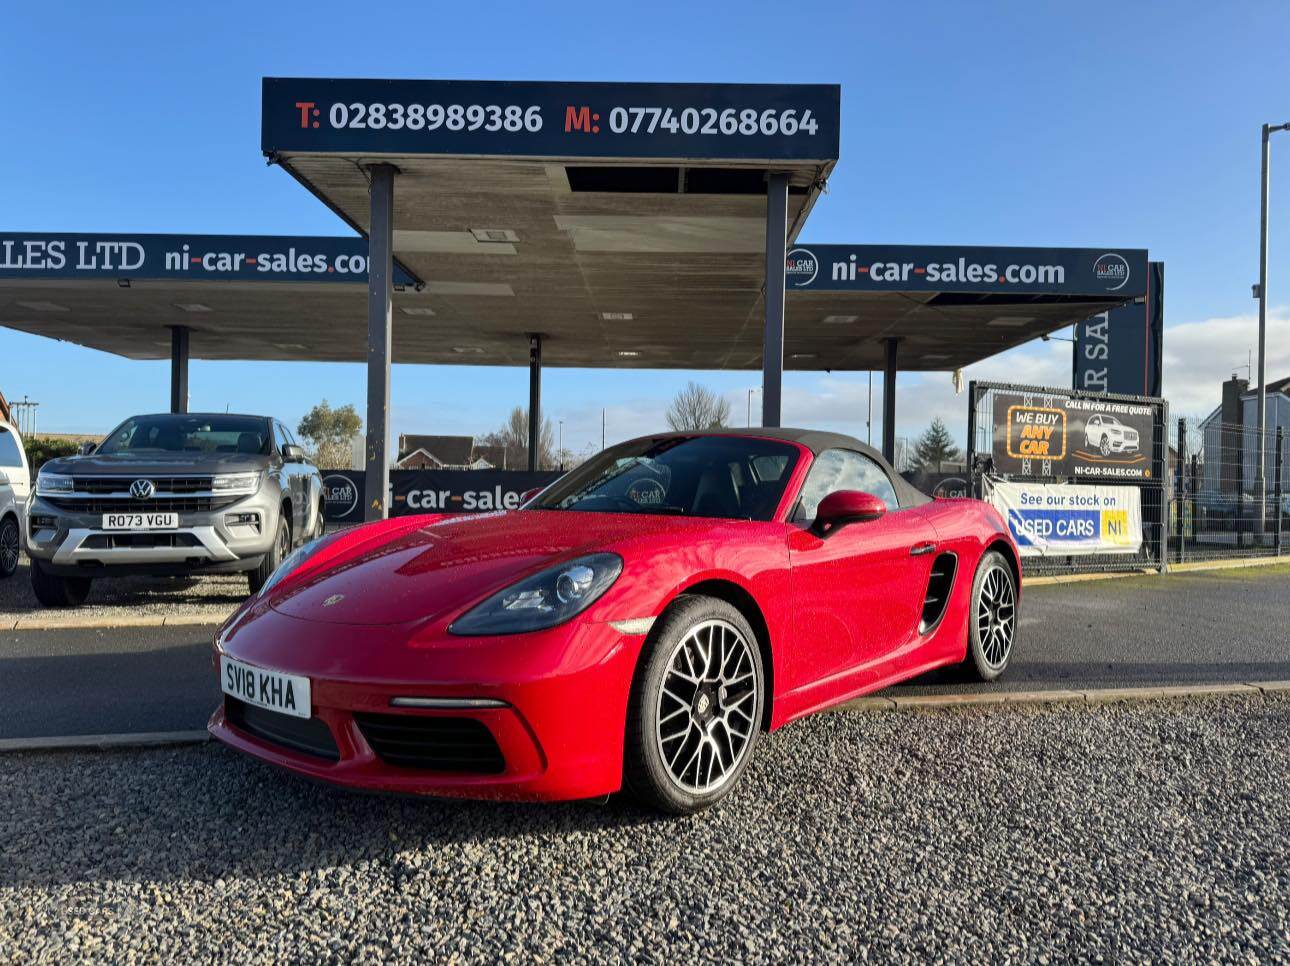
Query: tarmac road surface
[[1, 565, 1288, 740]]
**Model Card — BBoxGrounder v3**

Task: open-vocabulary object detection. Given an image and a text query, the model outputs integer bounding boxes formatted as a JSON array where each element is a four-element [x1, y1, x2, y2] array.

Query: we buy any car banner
[[986, 480, 1143, 557]]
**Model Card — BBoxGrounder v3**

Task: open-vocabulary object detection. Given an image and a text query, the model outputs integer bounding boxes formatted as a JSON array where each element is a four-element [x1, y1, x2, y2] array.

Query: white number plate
[[101, 512, 179, 530], [220, 657, 311, 720]]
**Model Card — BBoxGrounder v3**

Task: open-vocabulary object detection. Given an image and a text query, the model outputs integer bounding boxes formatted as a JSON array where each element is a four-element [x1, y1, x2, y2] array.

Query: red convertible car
[[210, 429, 1019, 813]]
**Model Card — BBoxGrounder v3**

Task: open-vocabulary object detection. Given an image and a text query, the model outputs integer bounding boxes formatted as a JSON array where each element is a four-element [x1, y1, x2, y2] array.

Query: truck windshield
[[97, 415, 272, 455], [529, 435, 800, 521]]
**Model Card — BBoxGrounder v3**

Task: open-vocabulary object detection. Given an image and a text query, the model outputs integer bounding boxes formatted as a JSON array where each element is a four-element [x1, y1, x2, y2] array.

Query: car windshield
[[96, 415, 272, 455], [530, 435, 800, 520]]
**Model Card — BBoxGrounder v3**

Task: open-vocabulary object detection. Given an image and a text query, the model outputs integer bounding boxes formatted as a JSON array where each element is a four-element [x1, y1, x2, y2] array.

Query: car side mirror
[[281, 443, 306, 463], [812, 490, 886, 537], [79, 441, 96, 455]]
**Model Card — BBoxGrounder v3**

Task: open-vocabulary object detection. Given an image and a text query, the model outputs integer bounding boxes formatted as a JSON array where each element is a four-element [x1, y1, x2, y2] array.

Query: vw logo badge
[[130, 479, 156, 499]]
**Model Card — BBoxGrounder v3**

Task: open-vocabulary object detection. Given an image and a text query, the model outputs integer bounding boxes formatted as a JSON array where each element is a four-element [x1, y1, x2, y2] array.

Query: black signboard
[[1074, 261, 1164, 396], [391, 469, 561, 515], [321, 471, 365, 524], [990, 388, 1159, 481], [262, 78, 840, 162], [0, 233, 416, 285], [322, 469, 563, 522], [784, 244, 1149, 298]]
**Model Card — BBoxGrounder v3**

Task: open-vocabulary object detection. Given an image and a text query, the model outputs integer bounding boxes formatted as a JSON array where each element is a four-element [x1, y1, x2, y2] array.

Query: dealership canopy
[[0, 76, 1152, 518]]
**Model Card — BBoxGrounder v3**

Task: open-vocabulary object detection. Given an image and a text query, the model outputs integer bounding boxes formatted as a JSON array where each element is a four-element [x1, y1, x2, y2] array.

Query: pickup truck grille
[[44, 496, 240, 514], [72, 476, 214, 494]]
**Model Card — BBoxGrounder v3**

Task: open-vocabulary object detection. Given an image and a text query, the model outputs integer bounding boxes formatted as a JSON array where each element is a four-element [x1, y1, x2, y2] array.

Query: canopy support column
[[528, 333, 543, 471], [364, 163, 397, 522], [882, 337, 899, 465], [761, 172, 789, 428], [169, 325, 189, 414]]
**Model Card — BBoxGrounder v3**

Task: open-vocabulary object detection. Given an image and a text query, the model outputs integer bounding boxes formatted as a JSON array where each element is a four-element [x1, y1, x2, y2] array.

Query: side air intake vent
[[919, 553, 958, 634]]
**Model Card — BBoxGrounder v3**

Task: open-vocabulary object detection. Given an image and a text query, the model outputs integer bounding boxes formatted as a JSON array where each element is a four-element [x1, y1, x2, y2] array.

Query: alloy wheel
[[976, 564, 1016, 669], [654, 618, 759, 794], [0, 521, 18, 573]]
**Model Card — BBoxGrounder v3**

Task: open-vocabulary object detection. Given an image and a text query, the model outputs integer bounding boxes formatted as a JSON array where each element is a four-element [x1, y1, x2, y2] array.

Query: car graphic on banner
[[1083, 414, 1140, 456]]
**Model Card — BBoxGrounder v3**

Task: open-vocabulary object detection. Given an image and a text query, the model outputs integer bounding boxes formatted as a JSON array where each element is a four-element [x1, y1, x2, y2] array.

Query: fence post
[[965, 381, 979, 498], [1276, 427, 1284, 557], [1176, 417, 1187, 565]]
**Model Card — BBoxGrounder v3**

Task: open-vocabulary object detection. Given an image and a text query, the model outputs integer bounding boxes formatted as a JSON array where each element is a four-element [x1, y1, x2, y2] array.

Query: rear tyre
[[1099, 435, 1111, 456], [963, 550, 1017, 681], [624, 595, 764, 815], [0, 516, 19, 578], [247, 514, 290, 596], [311, 497, 326, 541], [30, 558, 92, 607]]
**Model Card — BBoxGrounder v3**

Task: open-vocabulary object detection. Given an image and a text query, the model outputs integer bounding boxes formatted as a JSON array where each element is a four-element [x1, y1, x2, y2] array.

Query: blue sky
[[2, 0, 1288, 455]]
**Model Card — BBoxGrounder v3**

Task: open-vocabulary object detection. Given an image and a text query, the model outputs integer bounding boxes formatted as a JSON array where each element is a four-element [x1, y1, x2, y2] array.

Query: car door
[[786, 449, 938, 689], [272, 421, 303, 540], [0, 424, 29, 505]]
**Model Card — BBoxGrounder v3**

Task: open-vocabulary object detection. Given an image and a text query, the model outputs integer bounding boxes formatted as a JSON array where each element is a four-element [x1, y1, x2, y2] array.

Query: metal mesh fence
[[967, 382, 1170, 577], [1170, 416, 1286, 562]]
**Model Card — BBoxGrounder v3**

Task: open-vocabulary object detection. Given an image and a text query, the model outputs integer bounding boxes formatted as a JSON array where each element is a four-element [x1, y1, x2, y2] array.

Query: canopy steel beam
[[882, 337, 899, 464], [169, 325, 189, 414], [761, 172, 789, 428], [528, 333, 543, 471], [364, 164, 397, 522]]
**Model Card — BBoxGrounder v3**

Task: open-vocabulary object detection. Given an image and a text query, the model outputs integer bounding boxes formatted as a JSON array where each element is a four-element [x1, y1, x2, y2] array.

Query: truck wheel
[[247, 515, 290, 596], [30, 559, 92, 607], [0, 516, 19, 578]]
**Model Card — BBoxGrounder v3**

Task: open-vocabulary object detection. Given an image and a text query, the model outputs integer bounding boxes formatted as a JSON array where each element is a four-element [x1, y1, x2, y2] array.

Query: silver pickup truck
[[26, 413, 324, 606]]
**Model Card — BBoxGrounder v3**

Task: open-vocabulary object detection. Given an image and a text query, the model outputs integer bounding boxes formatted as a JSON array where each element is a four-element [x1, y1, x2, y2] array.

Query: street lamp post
[[746, 387, 760, 427], [558, 419, 564, 470], [1256, 122, 1290, 532]]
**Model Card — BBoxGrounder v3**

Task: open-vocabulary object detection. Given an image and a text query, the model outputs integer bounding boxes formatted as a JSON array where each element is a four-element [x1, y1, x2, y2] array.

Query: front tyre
[[247, 514, 290, 596], [0, 515, 19, 578], [964, 550, 1017, 681], [624, 595, 764, 814], [30, 558, 92, 607]]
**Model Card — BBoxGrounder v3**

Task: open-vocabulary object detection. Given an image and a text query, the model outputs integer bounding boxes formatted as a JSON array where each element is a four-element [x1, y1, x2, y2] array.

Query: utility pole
[[866, 372, 872, 446], [1256, 122, 1290, 534], [601, 409, 605, 451]]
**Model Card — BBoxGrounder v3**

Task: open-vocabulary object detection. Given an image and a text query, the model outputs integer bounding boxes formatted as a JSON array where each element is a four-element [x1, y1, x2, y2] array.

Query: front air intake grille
[[354, 713, 505, 774], [920, 553, 958, 634], [73, 476, 214, 494], [225, 698, 339, 762], [81, 532, 203, 550], [45, 496, 239, 513]]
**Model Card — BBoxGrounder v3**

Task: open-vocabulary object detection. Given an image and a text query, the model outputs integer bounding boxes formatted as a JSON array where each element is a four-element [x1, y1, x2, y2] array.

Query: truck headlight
[[211, 473, 261, 495], [36, 472, 74, 495], [449, 553, 623, 636]]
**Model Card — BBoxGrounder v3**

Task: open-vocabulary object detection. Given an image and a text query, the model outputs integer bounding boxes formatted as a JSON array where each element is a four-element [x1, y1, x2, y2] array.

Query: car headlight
[[449, 553, 623, 636], [36, 472, 74, 495], [258, 532, 334, 598], [211, 472, 262, 496]]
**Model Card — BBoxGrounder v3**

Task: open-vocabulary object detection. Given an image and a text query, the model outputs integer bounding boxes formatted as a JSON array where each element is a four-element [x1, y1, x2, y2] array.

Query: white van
[[0, 419, 30, 578]]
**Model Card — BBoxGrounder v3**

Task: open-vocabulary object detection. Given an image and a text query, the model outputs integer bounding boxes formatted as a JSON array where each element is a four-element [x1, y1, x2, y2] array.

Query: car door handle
[[910, 542, 937, 557]]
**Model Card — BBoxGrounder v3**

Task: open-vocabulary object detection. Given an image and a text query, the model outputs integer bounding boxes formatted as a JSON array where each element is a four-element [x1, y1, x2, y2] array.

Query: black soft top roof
[[646, 427, 932, 508]]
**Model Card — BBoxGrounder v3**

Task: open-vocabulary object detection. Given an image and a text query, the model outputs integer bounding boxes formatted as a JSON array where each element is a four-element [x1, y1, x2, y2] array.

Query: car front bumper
[[208, 606, 642, 802], [25, 490, 278, 577]]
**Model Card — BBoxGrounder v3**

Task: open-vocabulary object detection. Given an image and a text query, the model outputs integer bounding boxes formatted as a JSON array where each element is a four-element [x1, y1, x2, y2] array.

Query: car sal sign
[[986, 480, 1143, 556], [989, 387, 1159, 481]]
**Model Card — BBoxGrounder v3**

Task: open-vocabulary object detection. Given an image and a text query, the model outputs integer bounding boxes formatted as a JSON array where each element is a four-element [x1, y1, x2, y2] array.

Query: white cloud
[[1161, 307, 1290, 417]]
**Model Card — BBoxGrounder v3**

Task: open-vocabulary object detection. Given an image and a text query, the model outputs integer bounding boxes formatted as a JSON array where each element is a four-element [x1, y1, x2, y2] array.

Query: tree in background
[[478, 406, 556, 470], [665, 381, 731, 432], [22, 436, 80, 474], [297, 400, 362, 469], [912, 417, 962, 471]]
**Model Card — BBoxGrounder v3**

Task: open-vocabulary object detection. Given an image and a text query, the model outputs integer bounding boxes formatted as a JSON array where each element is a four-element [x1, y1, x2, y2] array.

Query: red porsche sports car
[[210, 429, 1019, 813]]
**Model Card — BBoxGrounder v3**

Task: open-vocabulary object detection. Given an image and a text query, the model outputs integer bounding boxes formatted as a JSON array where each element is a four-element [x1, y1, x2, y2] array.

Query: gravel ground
[[0, 558, 244, 622], [2, 695, 1287, 962]]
